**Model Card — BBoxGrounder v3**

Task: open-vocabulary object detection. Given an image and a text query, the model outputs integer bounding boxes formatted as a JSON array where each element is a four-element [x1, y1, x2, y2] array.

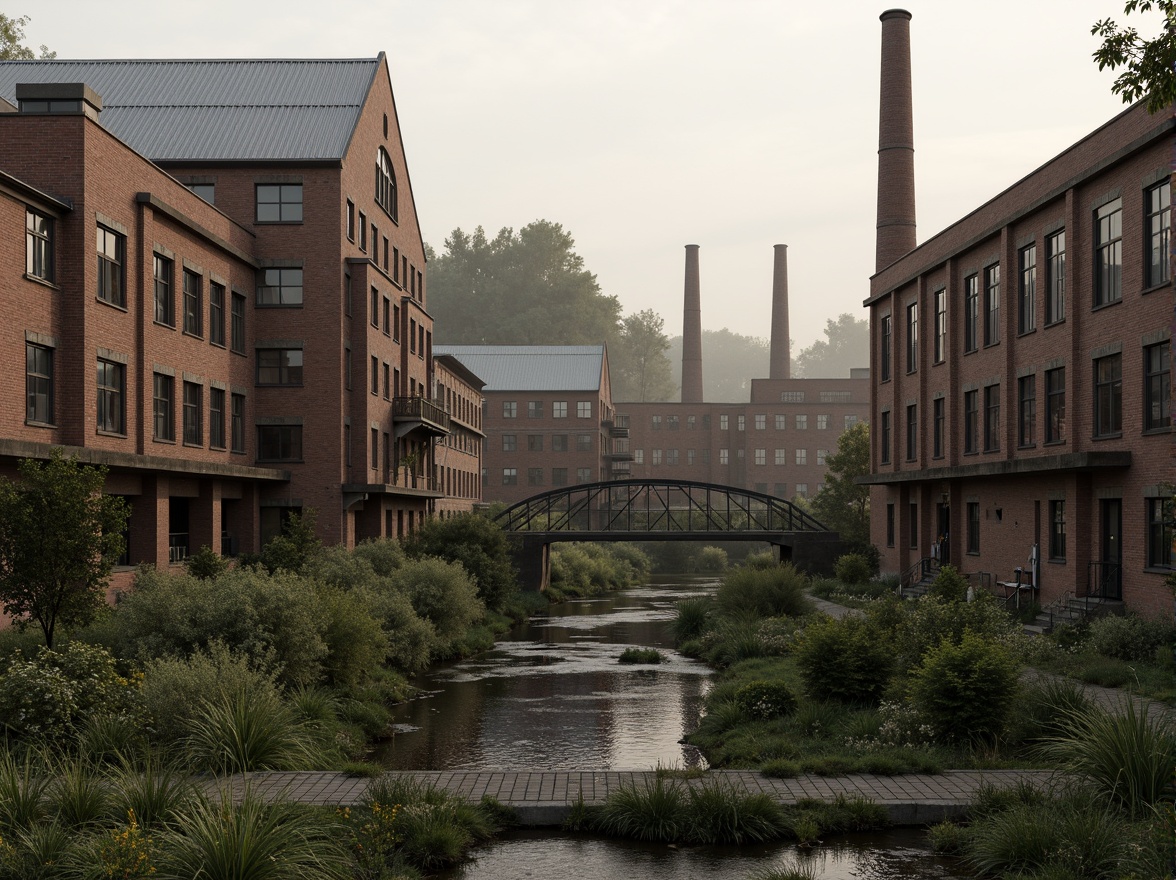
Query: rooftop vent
[[15, 83, 102, 121]]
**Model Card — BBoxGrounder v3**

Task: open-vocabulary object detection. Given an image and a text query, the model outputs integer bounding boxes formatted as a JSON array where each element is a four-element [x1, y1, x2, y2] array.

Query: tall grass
[[108, 756, 196, 829], [715, 564, 812, 619], [0, 750, 49, 832], [184, 690, 323, 773], [593, 776, 687, 842], [673, 597, 712, 643], [683, 779, 786, 844], [46, 758, 113, 828]]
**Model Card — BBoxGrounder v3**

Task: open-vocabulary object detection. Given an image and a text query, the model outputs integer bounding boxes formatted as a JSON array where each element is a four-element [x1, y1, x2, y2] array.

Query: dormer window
[[376, 147, 397, 222]]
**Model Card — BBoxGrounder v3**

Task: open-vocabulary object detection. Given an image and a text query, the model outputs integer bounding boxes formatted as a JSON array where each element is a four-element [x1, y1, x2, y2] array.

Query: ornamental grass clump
[[618, 647, 664, 664], [673, 597, 712, 643], [715, 563, 812, 619], [183, 687, 323, 773], [593, 776, 687, 843], [683, 779, 786, 844]]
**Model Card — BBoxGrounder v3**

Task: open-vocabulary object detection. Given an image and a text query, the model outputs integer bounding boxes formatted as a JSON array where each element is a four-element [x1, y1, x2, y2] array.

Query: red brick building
[[865, 11, 1174, 617], [0, 58, 483, 588]]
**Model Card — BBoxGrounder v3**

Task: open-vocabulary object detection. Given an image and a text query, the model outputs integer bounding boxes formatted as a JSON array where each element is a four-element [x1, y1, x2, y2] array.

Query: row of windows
[[497, 467, 595, 487], [633, 447, 826, 466], [878, 344, 1170, 464], [880, 180, 1170, 380], [501, 400, 594, 419], [501, 433, 598, 452], [647, 413, 858, 432]]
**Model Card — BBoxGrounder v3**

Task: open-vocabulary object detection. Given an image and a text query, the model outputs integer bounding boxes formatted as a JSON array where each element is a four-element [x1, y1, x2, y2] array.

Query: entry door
[[1100, 499, 1122, 600]]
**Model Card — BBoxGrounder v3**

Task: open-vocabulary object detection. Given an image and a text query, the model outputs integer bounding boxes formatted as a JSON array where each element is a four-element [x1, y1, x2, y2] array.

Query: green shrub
[[833, 553, 872, 585], [1007, 676, 1094, 746], [926, 820, 968, 854], [715, 564, 812, 619], [702, 618, 767, 668], [696, 546, 729, 572], [893, 593, 1021, 669], [926, 564, 969, 603], [1087, 613, 1175, 663], [673, 597, 712, 643], [789, 700, 840, 738], [682, 780, 786, 844], [734, 680, 797, 721], [185, 545, 229, 580], [618, 647, 664, 664], [350, 537, 407, 577], [759, 758, 801, 778], [313, 587, 389, 690], [909, 630, 1019, 743], [402, 512, 517, 611], [388, 557, 483, 656], [257, 509, 324, 575], [794, 615, 893, 704], [593, 777, 686, 842], [742, 551, 777, 570], [362, 587, 435, 674]]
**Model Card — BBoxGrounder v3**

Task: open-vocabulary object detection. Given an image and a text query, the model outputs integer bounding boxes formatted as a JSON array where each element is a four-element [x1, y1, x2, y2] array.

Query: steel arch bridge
[[493, 479, 840, 590]]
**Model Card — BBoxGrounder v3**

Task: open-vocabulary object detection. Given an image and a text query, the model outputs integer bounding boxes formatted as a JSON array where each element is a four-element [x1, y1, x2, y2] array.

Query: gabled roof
[[435, 345, 606, 392], [0, 58, 380, 161]]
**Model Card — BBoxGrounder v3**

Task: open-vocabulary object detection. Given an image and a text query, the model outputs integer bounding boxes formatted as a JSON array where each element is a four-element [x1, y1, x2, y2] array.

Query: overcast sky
[[21, 0, 1163, 351]]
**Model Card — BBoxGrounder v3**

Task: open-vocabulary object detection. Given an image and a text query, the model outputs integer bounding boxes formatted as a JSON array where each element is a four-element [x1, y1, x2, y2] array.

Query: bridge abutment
[[515, 536, 551, 592]]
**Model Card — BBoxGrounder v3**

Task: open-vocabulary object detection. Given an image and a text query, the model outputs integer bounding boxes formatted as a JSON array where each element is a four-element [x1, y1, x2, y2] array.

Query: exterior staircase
[[1024, 593, 1124, 635]]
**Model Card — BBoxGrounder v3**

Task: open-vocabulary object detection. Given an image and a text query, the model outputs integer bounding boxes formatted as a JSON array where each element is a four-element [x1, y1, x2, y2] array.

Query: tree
[[0, 14, 55, 60], [810, 420, 870, 547], [1092, 1, 1176, 113], [792, 313, 869, 379], [0, 450, 128, 648], [426, 220, 622, 348], [611, 308, 676, 402], [667, 328, 770, 402]]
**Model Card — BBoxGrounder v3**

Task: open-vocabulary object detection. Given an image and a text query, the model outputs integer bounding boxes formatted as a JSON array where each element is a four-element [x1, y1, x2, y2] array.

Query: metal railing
[[168, 533, 189, 564], [1085, 562, 1122, 601], [392, 396, 450, 431]]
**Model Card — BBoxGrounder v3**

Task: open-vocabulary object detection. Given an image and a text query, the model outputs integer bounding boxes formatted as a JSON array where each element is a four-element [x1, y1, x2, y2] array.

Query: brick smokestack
[[769, 244, 790, 380], [681, 244, 704, 403], [876, 9, 916, 272]]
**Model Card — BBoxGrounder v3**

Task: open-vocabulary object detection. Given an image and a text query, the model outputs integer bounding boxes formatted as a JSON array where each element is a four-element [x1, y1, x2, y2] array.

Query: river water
[[380, 576, 975, 879]]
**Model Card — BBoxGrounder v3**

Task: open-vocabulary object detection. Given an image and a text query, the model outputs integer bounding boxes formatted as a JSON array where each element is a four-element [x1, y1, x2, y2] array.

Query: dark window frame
[[257, 424, 303, 461], [1049, 500, 1067, 560], [230, 292, 246, 354], [1018, 244, 1036, 334], [1093, 353, 1122, 437], [880, 314, 891, 381], [375, 147, 398, 221], [255, 183, 303, 223], [1144, 342, 1171, 431], [905, 403, 917, 461], [983, 263, 1000, 346], [1145, 179, 1171, 289], [1046, 230, 1066, 324], [1094, 198, 1123, 307], [182, 268, 203, 337], [96, 358, 125, 435], [25, 342, 53, 425], [963, 389, 979, 454], [230, 393, 245, 453], [964, 273, 979, 352], [984, 384, 1001, 452], [967, 501, 981, 554], [209, 387, 226, 449], [97, 225, 126, 308], [182, 381, 202, 446], [1018, 375, 1036, 448], [256, 348, 304, 386], [905, 301, 918, 373], [1146, 497, 1174, 568], [26, 209, 53, 282], [879, 410, 891, 465], [933, 288, 946, 364], [1045, 367, 1066, 443], [257, 267, 303, 307], [153, 372, 175, 441], [209, 282, 225, 346], [932, 397, 944, 459]]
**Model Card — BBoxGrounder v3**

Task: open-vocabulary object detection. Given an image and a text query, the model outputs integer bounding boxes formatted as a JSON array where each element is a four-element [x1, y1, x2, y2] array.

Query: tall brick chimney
[[681, 244, 704, 403], [876, 9, 916, 272], [768, 244, 790, 380]]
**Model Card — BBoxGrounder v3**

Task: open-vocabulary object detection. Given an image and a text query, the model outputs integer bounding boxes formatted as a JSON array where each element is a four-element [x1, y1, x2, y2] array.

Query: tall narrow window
[[230, 293, 246, 353], [153, 255, 173, 326], [880, 410, 891, 464], [967, 502, 980, 553], [209, 387, 225, 449], [983, 264, 1000, 345], [183, 382, 202, 446], [375, 148, 398, 221], [886, 503, 895, 547], [182, 269, 202, 336], [209, 282, 225, 346], [1146, 498, 1174, 568], [932, 397, 944, 458], [1145, 180, 1171, 288], [97, 226, 125, 307], [1045, 367, 1066, 442], [964, 273, 978, 352], [905, 302, 918, 372], [880, 314, 891, 381], [905, 403, 917, 461], [963, 389, 979, 453], [153, 373, 174, 441], [96, 359, 125, 435], [346, 199, 355, 241], [1049, 500, 1066, 560], [1144, 342, 1171, 430], [1094, 198, 1122, 306], [984, 384, 1000, 451], [1018, 244, 1036, 334], [26, 209, 53, 282], [25, 343, 52, 425], [230, 393, 245, 453], [1018, 375, 1036, 447], [934, 288, 946, 364], [1094, 353, 1122, 436], [1046, 230, 1066, 323]]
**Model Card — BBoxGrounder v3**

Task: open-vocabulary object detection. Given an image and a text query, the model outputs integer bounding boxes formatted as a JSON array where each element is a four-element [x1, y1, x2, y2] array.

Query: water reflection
[[376, 579, 718, 771]]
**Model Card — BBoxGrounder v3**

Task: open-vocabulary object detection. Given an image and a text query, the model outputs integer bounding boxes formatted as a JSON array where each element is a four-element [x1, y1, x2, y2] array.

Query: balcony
[[604, 415, 629, 438], [168, 532, 189, 564], [610, 461, 631, 476], [392, 396, 450, 439], [605, 450, 635, 461]]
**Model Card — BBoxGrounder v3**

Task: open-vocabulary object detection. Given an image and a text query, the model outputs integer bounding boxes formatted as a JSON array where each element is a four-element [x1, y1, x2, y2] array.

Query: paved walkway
[[213, 768, 1054, 826]]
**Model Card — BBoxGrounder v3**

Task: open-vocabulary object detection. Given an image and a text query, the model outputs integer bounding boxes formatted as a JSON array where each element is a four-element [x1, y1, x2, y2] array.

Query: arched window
[[376, 148, 397, 221]]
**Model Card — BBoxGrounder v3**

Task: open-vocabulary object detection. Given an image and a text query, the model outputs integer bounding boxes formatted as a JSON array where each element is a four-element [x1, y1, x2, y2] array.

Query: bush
[[313, 587, 389, 690], [618, 648, 664, 664], [184, 689, 323, 773], [715, 564, 812, 619], [402, 513, 517, 611], [1087, 613, 1175, 663], [909, 630, 1020, 743], [350, 537, 407, 577], [363, 588, 435, 674], [926, 564, 969, 603], [893, 593, 1021, 670], [742, 551, 778, 570], [833, 554, 872, 586], [673, 597, 712, 643], [696, 546, 729, 573], [257, 508, 324, 575], [794, 614, 893, 704], [388, 557, 483, 656], [185, 545, 228, 580], [734, 680, 797, 721]]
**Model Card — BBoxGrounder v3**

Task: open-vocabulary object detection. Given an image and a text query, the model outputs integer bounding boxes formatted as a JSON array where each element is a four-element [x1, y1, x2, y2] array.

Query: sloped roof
[[435, 345, 605, 392], [0, 58, 380, 161]]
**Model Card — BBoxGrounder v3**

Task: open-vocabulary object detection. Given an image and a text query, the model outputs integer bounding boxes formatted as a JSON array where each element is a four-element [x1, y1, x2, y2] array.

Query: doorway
[[1099, 499, 1122, 600]]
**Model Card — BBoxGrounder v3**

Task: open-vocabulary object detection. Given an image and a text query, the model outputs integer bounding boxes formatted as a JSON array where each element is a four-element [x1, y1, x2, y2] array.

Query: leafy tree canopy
[[0, 13, 55, 60], [1092, 1, 1176, 113], [0, 450, 128, 647], [792, 313, 869, 379], [612, 308, 676, 402], [667, 328, 770, 402], [810, 420, 871, 548]]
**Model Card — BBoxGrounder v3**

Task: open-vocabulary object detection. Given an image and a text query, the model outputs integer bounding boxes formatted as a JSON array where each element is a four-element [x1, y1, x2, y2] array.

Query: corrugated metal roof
[[434, 345, 605, 392], [0, 59, 378, 161]]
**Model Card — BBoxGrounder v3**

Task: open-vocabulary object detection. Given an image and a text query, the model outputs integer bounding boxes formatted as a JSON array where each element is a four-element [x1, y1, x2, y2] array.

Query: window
[[934, 288, 946, 363], [1049, 500, 1066, 560], [552, 434, 568, 452], [257, 268, 303, 306], [552, 468, 568, 486], [687, 415, 696, 430], [258, 425, 302, 461], [231, 394, 245, 453], [370, 356, 378, 394], [796, 448, 807, 465], [906, 301, 918, 372], [381, 363, 391, 399], [577, 401, 592, 418], [577, 467, 592, 483], [775, 414, 786, 430], [1018, 375, 1036, 447], [652, 449, 663, 466], [1018, 245, 1036, 334], [371, 429, 379, 468], [754, 448, 766, 466], [520, 435, 541, 453], [964, 273, 978, 352], [967, 502, 980, 554], [358, 213, 367, 251], [880, 411, 891, 464], [845, 414, 858, 429], [983, 264, 1000, 345], [880, 314, 891, 380], [527, 468, 543, 486], [26, 209, 53, 281], [257, 349, 303, 385], [780, 391, 804, 403], [255, 184, 302, 222], [344, 346, 352, 390], [153, 373, 174, 441], [1144, 342, 1171, 430], [932, 397, 944, 458], [370, 288, 379, 327], [552, 401, 567, 418], [796, 484, 808, 499], [1146, 498, 1174, 568], [231, 293, 246, 353], [1046, 231, 1066, 324], [817, 448, 828, 466], [775, 448, 786, 465], [737, 415, 746, 431], [795, 415, 807, 430], [666, 449, 679, 465], [576, 433, 593, 452], [906, 404, 917, 460], [719, 415, 728, 430], [984, 384, 1000, 451], [382, 298, 390, 335], [182, 269, 202, 336], [209, 387, 225, 449], [909, 503, 919, 549], [96, 358, 124, 434], [97, 225, 125, 307], [886, 503, 895, 546], [719, 448, 729, 465], [633, 450, 644, 464], [25, 343, 52, 425], [346, 200, 355, 241], [816, 414, 829, 430], [502, 434, 517, 452], [528, 401, 543, 418], [963, 390, 979, 454], [1145, 180, 1171, 288], [183, 382, 202, 446], [1094, 198, 1122, 306], [755, 414, 766, 430], [151, 255, 174, 326], [1046, 367, 1066, 442], [376, 148, 397, 220], [687, 449, 696, 465], [209, 283, 225, 346], [1094, 353, 1122, 436], [392, 305, 400, 341]]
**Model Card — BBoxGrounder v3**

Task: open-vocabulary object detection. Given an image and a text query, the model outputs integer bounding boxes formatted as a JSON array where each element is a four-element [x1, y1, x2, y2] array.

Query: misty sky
[[18, 0, 1163, 351]]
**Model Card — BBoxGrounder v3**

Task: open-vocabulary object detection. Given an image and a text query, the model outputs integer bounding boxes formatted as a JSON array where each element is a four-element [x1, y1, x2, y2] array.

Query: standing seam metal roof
[[433, 346, 605, 392], [0, 59, 379, 161]]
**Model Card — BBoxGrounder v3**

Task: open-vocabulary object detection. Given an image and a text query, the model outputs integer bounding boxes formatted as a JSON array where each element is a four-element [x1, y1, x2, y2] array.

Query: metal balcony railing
[[168, 533, 189, 564], [392, 397, 450, 432]]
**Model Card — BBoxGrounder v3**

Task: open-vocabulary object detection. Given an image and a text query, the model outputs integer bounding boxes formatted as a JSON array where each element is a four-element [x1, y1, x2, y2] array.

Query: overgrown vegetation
[[547, 542, 651, 599]]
